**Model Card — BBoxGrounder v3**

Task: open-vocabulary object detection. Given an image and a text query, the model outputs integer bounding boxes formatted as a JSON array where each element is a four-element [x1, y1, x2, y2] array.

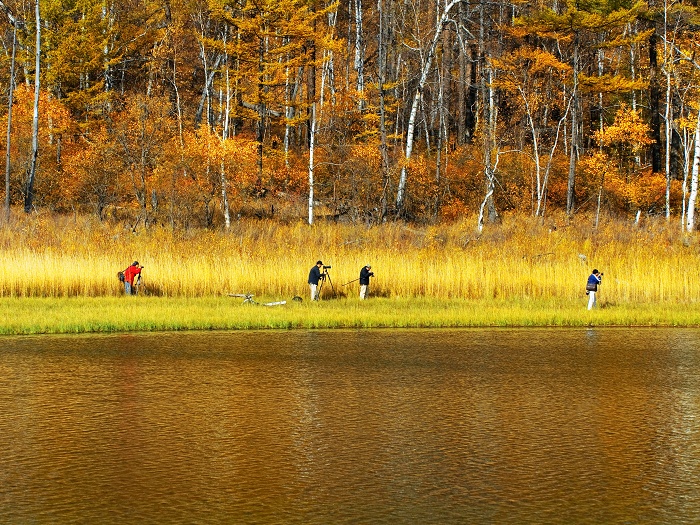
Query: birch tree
[[686, 109, 700, 232], [477, 0, 499, 230], [674, 48, 700, 232], [352, 0, 365, 109], [493, 47, 572, 217], [23, 0, 40, 213], [395, 0, 461, 214]]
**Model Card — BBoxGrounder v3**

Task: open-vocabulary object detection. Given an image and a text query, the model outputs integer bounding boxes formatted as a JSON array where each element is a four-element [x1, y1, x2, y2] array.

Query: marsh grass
[[2, 210, 700, 310], [1, 296, 699, 335]]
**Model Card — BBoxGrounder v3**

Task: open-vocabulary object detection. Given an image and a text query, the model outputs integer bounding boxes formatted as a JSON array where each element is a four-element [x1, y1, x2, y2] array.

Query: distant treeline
[[0, 0, 699, 229]]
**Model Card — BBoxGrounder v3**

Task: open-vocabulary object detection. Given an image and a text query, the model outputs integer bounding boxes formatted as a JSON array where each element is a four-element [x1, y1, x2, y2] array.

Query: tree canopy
[[1, 0, 699, 228]]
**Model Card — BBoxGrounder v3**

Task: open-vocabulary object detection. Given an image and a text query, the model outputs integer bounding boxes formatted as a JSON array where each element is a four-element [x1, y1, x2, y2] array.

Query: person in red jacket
[[123, 261, 143, 295]]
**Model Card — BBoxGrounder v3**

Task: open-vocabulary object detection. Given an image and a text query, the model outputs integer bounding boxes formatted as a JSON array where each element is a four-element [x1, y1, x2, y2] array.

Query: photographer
[[586, 269, 603, 310], [359, 265, 374, 300], [308, 260, 324, 301], [123, 261, 144, 296]]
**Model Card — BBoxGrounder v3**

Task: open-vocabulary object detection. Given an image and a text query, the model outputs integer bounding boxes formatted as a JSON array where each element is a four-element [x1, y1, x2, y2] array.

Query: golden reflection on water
[[0, 328, 699, 524]]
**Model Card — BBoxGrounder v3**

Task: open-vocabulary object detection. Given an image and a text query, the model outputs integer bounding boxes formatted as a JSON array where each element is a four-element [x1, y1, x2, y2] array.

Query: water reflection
[[1, 328, 699, 524]]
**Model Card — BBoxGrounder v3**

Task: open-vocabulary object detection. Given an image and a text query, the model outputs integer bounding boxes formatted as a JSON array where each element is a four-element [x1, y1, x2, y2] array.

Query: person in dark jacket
[[308, 260, 324, 300], [359, 265, 374, 300], [586, 269, 602, 310]]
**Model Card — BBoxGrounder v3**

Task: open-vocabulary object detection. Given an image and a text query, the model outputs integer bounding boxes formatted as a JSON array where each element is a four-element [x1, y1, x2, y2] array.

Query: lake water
[[0, 328, 699, 524]]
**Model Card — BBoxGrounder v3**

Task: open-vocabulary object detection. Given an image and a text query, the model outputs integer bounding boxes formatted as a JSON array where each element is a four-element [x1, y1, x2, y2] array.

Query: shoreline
[[2, 296, 700, 335]]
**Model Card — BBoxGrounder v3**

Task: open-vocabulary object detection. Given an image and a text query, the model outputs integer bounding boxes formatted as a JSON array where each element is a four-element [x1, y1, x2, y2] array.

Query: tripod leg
[[326, 275, 336, 297]]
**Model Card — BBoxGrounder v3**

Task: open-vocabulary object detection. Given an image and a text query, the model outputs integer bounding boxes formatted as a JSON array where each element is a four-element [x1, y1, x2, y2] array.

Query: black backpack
[[117, 270, 125, 282]]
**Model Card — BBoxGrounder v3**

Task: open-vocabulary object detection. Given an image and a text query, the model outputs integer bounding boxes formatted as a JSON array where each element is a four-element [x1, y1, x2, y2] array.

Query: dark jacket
[[308, 265, 322, 285], [587, 273, 601, 291], [359, 266, 373, 285]]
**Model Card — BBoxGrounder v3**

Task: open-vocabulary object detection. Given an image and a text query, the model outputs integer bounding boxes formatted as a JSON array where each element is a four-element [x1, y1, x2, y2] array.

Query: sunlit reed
[[1, 211, 699, 306]]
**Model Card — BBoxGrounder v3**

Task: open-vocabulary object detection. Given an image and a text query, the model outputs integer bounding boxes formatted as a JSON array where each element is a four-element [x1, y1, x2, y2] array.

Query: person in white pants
[[359, 264, 374, 300], [586, 269, 602, 310], [308, 260, 324, 300]]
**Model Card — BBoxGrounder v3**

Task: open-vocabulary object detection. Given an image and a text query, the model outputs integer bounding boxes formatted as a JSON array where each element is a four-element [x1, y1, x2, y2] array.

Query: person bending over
[[124, 261, 143, 295]]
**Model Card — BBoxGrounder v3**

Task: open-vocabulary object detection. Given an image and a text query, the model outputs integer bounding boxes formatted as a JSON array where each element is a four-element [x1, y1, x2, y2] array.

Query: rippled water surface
[[1, 328, 699, 524]]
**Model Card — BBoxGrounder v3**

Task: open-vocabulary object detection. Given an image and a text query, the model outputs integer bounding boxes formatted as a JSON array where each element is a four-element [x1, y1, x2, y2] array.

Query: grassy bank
[[1, 296, 700, 335], [2, 211, 700, 334]]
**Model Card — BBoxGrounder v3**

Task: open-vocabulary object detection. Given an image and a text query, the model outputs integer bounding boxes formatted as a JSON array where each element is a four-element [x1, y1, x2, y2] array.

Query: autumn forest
[[1, 0, 699, 231]]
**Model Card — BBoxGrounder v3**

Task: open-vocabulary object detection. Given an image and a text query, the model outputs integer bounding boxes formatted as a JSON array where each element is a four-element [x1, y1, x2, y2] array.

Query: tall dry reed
[[1, 210, 699, 303]]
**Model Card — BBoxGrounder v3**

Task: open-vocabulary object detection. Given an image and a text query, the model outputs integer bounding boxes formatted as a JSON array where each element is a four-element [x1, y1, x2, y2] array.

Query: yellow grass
[[1, 209, 700, 307]]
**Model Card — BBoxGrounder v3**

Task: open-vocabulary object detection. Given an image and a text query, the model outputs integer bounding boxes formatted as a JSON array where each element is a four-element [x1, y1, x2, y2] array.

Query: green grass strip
[[1, 296, 700, 335]]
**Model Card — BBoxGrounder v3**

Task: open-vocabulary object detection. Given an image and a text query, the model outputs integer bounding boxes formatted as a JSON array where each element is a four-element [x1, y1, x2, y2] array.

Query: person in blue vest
[[586, 269, 603, 310]]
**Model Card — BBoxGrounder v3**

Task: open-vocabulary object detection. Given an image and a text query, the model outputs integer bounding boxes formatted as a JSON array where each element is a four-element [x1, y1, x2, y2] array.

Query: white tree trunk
[[478, 146, 501, 234], [481, 65, 498, 227], [395, 0, 461, 212], [535, 97, 571, 217], [685, 110, 700, 232], [24, 0, 41, 213], [308, 103, 317, 225], [353, 0, 365, 109], [220, 158, 230, 229], [663, 0, 672, 220], [520, 88, 542, 214], [220, 46, 231, 229]]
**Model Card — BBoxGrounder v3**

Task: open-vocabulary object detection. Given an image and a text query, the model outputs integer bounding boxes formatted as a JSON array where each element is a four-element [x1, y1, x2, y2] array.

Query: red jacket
[[124, 265, 142, 285]]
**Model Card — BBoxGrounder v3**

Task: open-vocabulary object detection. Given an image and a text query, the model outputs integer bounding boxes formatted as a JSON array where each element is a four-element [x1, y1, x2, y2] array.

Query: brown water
[[0, 328, 699, 524]]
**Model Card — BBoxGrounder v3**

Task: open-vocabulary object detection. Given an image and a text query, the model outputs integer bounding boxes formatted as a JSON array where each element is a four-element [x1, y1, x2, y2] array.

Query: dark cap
[[316, 260, 323, 265], [592, 269, 599, 274], [132, 261, 140, 266]]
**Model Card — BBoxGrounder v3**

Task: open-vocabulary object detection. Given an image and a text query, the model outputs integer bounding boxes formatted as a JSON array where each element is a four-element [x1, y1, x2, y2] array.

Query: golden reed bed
[[1, 211, 698, 306]]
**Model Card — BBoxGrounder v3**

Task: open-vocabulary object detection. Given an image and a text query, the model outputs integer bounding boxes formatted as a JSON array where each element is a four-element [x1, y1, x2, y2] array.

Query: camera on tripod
[[317, 264, 335, 296]]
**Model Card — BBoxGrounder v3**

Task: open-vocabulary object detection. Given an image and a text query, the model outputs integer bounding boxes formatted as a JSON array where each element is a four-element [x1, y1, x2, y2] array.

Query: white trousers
[[310, 283, 318, 301], [587, 290, 597, 310], [360, 284, 368, 300]]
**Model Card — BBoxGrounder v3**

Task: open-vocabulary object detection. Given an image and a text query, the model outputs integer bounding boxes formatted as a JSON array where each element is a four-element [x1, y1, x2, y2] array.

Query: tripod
[[316, 269, 336, 299]]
